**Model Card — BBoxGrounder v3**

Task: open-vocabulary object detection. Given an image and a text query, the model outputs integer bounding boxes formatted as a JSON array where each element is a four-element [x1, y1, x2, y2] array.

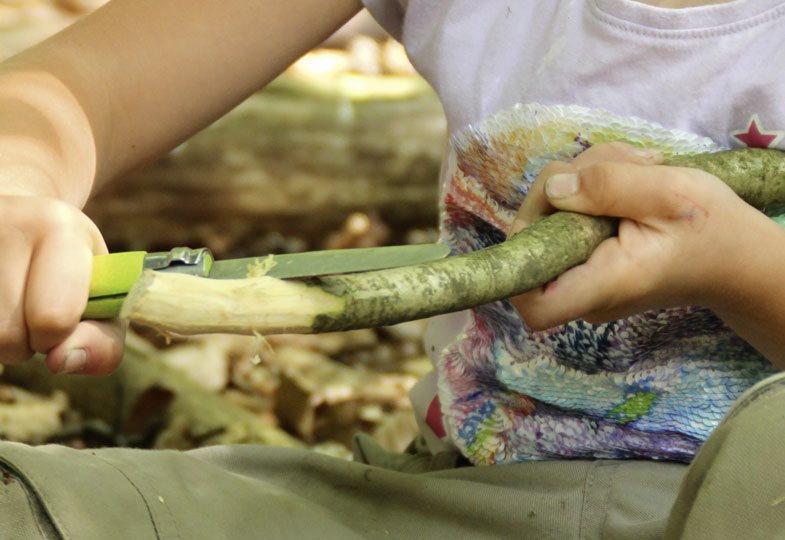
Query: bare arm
[[0, 0, 362, 373], [1, 0, 363, 200]]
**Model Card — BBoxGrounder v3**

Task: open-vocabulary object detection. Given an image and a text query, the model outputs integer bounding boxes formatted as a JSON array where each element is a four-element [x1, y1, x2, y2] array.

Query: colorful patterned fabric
[[435, 103, 779, 465]]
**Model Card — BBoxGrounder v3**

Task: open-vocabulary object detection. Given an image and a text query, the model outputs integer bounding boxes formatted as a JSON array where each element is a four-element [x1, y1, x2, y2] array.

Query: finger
[[509, 143, 663, 237], [570, 141, 663, 168], [544, 162, 694, 221], [509, 160, 574, 236], [0, 233, 33, 365], [511, 237, 656, 330], [25, 233, 95, 353], [45, 319, 126, 376]]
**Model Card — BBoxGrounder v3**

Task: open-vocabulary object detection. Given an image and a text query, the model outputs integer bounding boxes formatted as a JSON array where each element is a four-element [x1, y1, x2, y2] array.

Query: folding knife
[[85, 243, 450, 319]]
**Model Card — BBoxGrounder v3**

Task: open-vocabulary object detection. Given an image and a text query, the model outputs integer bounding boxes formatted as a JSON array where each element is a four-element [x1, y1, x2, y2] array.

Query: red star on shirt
[[426, 395, 446, 438], [730, 114, 784, 148]]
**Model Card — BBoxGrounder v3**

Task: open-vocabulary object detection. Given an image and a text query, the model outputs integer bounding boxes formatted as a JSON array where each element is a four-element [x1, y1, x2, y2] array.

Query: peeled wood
[[122, 148, 785, 336]]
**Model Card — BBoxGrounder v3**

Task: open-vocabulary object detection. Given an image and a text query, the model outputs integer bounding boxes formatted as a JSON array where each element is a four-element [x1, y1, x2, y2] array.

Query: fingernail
[[60, 349, 87, 374], [546, 173, 578, 199]]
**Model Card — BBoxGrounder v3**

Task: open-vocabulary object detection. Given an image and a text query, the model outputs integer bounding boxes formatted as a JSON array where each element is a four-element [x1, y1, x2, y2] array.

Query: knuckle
[[658, 168, 702, 214], [27, 306, 78, 338], [0, 327, 25, 348], [587, 161, 617, 183], [38, 200, 78, 230], [537, 161, 576, 189], [540, 160, 573, 177], [663, 167, 693, 190], [597, 141, 632, 155], [578, 142, 632, 163], [581, 162, 619, 210], [604, 141, 632, 151], [523, 315, 550, 332], [511, 294, 551, 331]]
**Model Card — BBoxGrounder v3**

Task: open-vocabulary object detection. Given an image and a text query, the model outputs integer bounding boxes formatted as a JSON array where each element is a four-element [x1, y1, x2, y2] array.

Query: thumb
[[544, 162, 678, 220], [45, 319, 126, 376]]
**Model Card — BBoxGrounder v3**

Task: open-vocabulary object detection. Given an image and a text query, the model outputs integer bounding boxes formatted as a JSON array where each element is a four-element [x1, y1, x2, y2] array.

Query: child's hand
[[0, 194, 125, 375], [508, 142, 772, 330]]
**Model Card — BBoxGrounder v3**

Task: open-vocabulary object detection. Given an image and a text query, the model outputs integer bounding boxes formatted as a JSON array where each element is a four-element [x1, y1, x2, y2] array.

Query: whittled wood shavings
[[0, 385, 68, 443]]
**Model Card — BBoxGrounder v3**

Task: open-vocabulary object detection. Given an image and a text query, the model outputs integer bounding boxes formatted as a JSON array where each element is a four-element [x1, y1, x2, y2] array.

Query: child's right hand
[[0, 193, 125, 375]]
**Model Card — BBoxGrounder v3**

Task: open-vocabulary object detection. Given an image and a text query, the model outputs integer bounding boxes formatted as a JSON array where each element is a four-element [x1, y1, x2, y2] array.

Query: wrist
[[704, 210, 785, 357], [684, 199, 772, 310]]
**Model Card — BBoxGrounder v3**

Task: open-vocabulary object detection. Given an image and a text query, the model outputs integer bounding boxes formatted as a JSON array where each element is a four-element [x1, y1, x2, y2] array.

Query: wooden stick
[[121, 148, 785, 336]]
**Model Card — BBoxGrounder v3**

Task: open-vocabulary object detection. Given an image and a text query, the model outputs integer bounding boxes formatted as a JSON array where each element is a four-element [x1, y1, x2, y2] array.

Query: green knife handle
[[84, 251, 147, 319]]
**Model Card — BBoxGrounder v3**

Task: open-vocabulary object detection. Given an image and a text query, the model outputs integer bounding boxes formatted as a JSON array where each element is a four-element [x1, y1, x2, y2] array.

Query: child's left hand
[[508, 142, 782, 333]]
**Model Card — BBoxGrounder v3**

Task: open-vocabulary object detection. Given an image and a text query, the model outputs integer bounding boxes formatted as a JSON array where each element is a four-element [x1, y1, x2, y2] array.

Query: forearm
[[0, 0, 362, 200]]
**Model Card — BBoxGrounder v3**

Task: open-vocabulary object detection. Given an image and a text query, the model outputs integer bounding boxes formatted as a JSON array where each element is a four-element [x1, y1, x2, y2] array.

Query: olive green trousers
[[2, 371, 785, 539]]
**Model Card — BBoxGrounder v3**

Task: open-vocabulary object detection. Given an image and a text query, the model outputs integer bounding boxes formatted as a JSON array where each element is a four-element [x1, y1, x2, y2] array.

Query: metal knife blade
[[207, 243, 450, 279]]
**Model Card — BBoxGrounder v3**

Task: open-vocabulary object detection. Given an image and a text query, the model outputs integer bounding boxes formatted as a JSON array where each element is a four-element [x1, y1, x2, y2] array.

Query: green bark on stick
[[666, 148, 785, 209], [122, 148, 785, 336], [311, 212, 615, 332]]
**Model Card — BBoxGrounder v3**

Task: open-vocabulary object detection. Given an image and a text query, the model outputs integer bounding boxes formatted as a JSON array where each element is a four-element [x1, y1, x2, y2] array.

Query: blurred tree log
[[85, 72, 447, 256]]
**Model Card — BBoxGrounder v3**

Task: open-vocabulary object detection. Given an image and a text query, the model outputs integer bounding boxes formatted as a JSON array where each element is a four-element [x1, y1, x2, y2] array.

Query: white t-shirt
[[364, 0, 785, 148], [362, 0, 785, 461]]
